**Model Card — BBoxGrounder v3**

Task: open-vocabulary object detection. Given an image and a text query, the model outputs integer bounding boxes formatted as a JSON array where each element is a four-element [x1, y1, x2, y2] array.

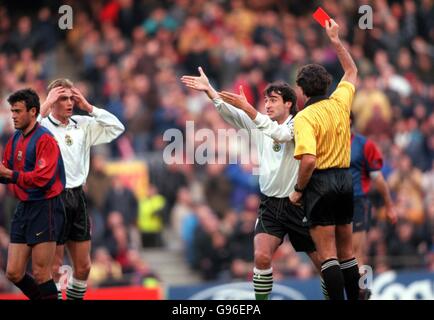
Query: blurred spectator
[[192, 205, 232, 280], [203, 163, 232, 218], [137, 184, 166, 248], [388, 153, 425, 224], [88, 247, 123, 287], [103, 177, 138, 227], [86, 154, 112, 212]]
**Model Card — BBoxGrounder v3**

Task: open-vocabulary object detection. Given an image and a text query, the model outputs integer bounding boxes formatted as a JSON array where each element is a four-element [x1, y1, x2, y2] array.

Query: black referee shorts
[[59, 186, 91, 244], [303, 168, 353, 227], [255, 194, 316, 253]]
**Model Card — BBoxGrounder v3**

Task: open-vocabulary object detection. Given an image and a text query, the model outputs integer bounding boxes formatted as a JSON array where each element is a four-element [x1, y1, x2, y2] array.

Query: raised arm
[[326, 19, 358, 85], [39, 86, 67, 118], [181, 66, 219, 100], [219, 86, 293, 142], [181, 67, 255, 130], [70, 87, 125, 146]]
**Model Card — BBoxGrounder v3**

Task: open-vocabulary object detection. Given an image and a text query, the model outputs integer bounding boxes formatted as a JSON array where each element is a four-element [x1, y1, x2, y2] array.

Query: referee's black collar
[[304, 95, 328, 108]]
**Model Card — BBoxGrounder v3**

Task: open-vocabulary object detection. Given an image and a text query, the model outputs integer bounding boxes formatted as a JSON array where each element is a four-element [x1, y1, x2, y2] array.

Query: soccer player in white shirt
[[181, 68, 324, 300], [39, 79, 125, 299]]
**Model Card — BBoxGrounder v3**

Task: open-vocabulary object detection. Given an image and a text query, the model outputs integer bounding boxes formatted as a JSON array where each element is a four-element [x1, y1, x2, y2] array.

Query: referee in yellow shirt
[[289, 19, 359, 300]]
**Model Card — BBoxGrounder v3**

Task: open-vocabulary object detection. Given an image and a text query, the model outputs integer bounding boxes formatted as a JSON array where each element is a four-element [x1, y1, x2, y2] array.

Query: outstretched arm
[[219, 87, 293, 142], [181, 67, 255, 130], [219, 86, 258, 120], [181, 66, 219, 100], [326, 19, 358, 85]]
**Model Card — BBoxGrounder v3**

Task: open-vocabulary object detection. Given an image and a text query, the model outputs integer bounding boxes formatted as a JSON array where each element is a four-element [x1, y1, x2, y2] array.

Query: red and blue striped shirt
[[1, 123, 65, 201], [350, 133, 383, 197]]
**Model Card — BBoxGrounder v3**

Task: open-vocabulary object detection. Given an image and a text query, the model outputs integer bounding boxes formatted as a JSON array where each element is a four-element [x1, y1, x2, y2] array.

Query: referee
[[289, 19, 359, 300]]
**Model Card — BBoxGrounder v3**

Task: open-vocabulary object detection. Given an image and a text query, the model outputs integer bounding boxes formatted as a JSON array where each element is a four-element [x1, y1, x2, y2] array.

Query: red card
[[313, 7, 331, 28]]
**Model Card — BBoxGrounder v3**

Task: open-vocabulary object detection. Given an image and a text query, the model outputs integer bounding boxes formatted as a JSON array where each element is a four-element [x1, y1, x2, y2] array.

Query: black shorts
[[353, 196, 371, 232], [255, 194, 315, 253], [10, 196, 65, 246], [303, 168, 353, 227], [59, 187, 91, 244]]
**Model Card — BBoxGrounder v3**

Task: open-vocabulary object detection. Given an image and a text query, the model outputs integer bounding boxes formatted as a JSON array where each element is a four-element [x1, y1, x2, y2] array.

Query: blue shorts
[[10, 195, 66, 246], [352, 196, 372, 232]]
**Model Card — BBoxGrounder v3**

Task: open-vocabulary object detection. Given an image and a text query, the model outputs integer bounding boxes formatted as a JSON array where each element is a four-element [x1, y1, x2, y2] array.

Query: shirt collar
[[48, 114, 77, 127], [304, 95, 328, 108], [283, 114, 293, 125], [22, 122, 39, 137]]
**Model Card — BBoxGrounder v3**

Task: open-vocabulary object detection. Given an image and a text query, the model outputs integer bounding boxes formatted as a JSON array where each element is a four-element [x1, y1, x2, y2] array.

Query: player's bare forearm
[[40, 101, 52, 118], [238, 102, 258, 120], [374, 172, 397, 224], [296, 154, 316, 189], [205, 85, 219, 100], [374, 173, 393, 207]]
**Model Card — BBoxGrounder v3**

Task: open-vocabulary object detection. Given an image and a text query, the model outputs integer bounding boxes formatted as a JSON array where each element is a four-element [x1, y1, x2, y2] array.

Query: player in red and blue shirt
[[1, 123, 65, 201], [350, 113, 397, 298], [0, 89, 65, 300]]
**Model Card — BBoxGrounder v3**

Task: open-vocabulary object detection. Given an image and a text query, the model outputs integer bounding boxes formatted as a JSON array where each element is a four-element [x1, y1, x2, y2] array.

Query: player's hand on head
[[46, 86, 66, 106], [71, 87, 93, 113], [180, 66, 211, 91], [325, 19, 339, 41]]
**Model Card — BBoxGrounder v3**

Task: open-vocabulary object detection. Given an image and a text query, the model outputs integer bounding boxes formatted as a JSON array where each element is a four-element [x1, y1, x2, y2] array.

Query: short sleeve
[[329, 81, 355, 113], [364, 139, 383, 172], [294, 114, 316, 159]]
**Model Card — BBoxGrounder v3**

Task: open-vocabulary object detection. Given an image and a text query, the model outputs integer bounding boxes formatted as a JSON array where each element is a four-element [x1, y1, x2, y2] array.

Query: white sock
[[66, 277, 87, 300], [56, 282, 63, 300]]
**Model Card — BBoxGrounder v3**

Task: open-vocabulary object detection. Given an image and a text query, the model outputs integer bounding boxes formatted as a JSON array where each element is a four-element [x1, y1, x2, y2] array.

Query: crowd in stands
[[0, 0, 433, 291]]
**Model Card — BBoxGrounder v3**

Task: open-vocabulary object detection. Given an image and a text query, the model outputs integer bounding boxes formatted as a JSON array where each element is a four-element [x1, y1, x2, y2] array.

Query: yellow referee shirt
[[294, 80, 355, 169]]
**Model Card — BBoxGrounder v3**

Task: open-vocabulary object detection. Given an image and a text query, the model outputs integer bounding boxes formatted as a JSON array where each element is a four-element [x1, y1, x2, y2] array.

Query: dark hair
[[264, 81, 297, 115], [7, 88, 40, 115], [296, 64, 332, 97]]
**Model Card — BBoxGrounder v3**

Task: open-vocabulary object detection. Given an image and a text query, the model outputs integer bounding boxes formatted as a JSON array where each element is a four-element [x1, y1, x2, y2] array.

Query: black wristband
[[294, 184, 304, 193]]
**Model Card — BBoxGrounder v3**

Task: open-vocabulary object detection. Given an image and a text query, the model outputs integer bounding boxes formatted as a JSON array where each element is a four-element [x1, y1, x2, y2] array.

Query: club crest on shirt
[[272, 142, 281, 152], [65, 134, 73, 146], [17, 150, 22, 161], [38, 159, 46, 168]]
